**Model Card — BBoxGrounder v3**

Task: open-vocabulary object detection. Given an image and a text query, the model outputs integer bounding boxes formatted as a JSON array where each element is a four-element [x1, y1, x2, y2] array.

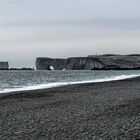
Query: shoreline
[[0, 74, 139, 95], [1, 76, 140, 139]]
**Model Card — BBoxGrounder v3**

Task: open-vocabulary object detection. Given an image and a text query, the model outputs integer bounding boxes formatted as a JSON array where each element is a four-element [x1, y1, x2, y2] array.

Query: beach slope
[[1, 77, 140, 139]]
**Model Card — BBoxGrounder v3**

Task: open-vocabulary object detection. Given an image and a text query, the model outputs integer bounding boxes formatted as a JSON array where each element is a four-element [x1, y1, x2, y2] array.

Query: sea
[[0, 70, 140, 93]]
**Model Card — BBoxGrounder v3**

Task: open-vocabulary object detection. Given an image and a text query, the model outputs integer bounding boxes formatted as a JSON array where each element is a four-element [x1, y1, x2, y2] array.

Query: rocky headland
[[36, 54, 140, 70]]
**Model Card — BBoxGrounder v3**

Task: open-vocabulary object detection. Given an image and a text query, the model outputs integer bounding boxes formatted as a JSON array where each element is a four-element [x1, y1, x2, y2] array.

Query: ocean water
[[0, 70, 140, 93]]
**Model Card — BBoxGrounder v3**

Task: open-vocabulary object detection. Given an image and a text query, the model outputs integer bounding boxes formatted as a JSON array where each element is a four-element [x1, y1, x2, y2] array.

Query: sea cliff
[[36, 55, 140, 70]]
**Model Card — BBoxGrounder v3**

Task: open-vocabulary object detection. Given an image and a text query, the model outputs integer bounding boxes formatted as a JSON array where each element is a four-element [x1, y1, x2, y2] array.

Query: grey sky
[[0, 0, 140, 67]]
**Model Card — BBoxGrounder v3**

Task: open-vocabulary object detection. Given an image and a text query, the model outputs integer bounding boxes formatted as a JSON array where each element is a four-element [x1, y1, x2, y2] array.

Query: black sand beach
[[1, 77, 140, 139]]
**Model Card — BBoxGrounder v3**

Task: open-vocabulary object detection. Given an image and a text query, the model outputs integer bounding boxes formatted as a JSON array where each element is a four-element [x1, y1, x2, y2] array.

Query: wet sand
[[1, 77, 140, 139]]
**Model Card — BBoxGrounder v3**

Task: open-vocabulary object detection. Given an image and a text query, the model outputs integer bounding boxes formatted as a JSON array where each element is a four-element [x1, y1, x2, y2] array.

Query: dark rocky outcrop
[[10, 68, 34, 70], [0, 62, 9, 70], [36, 55, 140, 70], [36, 57, 66, 70]]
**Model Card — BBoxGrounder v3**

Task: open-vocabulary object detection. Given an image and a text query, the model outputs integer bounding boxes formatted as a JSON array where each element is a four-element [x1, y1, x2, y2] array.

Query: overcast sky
[[1, 0, 140, 67]]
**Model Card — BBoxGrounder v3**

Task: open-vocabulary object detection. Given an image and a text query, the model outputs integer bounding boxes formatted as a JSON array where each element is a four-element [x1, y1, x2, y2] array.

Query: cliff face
[[36, 55, 140, 70], [0, 62, 9, 70], [36, 57, 66, 70]]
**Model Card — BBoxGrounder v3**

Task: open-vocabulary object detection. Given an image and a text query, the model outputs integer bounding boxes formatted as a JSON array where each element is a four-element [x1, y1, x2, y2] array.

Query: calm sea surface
[[0, 70, 140, 93]]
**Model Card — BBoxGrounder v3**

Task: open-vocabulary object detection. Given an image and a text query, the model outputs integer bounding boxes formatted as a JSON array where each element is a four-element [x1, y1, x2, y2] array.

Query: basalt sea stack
[[0, 62, 9, 70]]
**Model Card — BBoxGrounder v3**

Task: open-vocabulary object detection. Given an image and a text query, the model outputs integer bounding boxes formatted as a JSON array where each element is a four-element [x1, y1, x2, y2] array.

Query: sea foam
[[0, 74, 139, 94]]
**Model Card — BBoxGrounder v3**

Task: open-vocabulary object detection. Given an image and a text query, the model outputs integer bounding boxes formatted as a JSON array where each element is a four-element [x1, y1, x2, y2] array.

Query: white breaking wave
[[0, 74, 139, 94]]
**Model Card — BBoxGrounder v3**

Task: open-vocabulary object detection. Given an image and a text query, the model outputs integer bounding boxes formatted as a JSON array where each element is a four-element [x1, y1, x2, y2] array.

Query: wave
[[0, 74, 139, 94]]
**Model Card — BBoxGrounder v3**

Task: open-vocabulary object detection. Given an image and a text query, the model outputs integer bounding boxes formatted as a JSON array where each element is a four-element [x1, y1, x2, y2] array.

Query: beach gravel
[[1, 78, 140, 139]]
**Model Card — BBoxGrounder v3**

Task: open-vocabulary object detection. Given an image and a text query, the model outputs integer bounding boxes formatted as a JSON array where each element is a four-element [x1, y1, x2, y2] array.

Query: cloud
[[0, 0, 140, 67], [0, 0, 140, 26]]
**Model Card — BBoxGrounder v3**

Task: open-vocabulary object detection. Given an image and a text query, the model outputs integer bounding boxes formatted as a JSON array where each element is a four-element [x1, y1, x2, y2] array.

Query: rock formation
[[36, 55, 140, 70], [0, 62, 9, 70]]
